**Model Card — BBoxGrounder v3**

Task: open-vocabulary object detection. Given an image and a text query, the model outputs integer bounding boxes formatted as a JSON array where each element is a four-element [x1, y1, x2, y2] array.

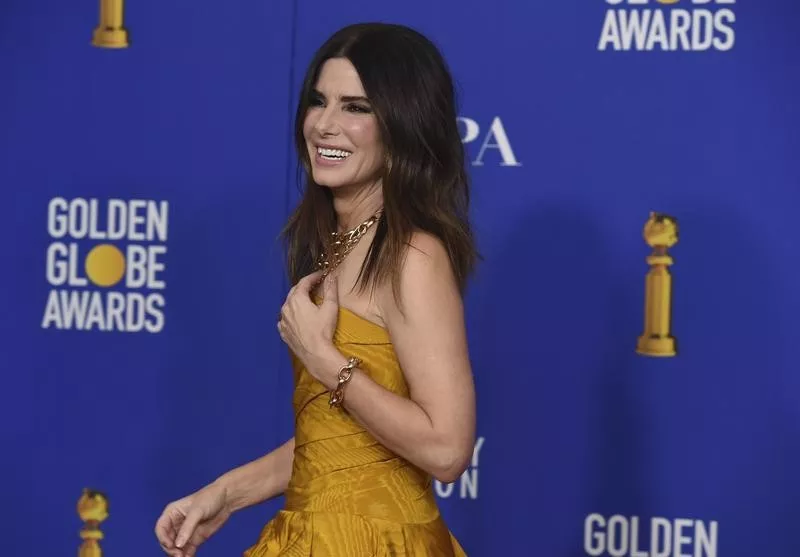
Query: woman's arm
[[214, 437, 295, 511], [306, 233, 476, 483]]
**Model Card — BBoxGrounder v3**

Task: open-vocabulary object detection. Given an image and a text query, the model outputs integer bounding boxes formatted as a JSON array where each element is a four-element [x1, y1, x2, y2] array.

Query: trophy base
[[92, 27, 129, 48], [79, 540, 102, 557], [636, 335, 676, 357]]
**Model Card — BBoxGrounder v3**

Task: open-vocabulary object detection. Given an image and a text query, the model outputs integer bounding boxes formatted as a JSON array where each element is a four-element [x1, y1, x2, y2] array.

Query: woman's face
[[303, 58, 384, 191]]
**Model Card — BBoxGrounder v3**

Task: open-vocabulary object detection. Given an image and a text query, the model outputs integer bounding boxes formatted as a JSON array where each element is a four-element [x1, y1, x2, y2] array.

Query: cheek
[[302, 113, 317, 141], [346, 121, 382, 159]]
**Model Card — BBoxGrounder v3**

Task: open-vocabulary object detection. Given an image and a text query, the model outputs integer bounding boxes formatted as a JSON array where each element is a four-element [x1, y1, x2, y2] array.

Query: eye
[[346, 104, 372, 114], [308, 92, 324, 107]]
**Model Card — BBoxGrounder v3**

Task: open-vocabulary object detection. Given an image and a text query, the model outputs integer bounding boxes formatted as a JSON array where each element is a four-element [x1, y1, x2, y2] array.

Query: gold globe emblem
[[85, 244, 126, 287]]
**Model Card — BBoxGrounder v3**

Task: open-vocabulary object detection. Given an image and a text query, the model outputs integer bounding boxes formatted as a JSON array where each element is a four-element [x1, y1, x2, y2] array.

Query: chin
[[311, 171, 352, 189]]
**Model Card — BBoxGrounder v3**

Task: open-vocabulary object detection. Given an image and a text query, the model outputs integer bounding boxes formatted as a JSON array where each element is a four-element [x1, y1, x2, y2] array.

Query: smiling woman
[[302, 59, 384, 190], [155, 22, 477, 557]]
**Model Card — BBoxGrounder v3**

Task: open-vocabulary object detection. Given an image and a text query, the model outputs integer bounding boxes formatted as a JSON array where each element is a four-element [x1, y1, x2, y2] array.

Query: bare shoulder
[[405, 231, 453, 276], [378, 231, 455, 310], [378, 230, 462, 331]]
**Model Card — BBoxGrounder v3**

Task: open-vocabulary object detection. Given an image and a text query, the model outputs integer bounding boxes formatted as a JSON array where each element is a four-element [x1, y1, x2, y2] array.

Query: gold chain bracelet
[[329, 356, 361, 408]]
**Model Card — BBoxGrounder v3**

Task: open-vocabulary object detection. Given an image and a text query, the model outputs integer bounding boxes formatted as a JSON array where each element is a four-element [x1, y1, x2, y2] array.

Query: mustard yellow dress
[[243, 306, 467, 556]]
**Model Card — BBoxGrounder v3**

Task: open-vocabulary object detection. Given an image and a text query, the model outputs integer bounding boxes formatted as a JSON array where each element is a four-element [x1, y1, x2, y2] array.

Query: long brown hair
[[283, 23, 478, 301]]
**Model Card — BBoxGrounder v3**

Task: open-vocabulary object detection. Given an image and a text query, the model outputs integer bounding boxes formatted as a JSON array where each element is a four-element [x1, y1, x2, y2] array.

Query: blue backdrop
[[2, 0, 799, 555]]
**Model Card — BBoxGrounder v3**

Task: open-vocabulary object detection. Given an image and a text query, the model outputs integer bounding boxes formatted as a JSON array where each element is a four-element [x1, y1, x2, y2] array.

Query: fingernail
[[176, 536, 185, 548]]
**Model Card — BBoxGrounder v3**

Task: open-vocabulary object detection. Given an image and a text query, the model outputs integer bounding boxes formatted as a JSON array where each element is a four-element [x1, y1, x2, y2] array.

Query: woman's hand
[[277, 270, 342, 385], [154, 481, 231, 557]]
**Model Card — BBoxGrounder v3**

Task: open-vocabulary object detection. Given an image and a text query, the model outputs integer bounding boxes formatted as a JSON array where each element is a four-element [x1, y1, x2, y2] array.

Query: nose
[[313, 105, 339, 137]]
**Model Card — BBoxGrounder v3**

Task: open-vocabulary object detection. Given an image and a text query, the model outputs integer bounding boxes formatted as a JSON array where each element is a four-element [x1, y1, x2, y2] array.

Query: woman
[[155, 22, 477, 556]]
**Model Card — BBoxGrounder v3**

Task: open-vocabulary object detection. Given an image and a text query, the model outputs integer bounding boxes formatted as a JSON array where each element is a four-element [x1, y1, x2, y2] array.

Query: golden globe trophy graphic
[[637, 212, 679, 357], [92, 0, 129, 48], [78, 489, 109, 557]]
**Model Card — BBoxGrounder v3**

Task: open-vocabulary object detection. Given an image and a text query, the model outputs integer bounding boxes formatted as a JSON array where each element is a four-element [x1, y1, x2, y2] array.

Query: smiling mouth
[[317, 147, 353, 161]]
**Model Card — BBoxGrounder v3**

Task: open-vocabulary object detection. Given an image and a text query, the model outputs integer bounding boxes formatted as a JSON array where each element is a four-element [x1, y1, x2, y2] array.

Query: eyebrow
[[311, 89, 370, 103]]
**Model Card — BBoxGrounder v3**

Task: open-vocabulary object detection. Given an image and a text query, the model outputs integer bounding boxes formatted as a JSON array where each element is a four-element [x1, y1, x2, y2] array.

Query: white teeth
[[317, 147, 352, 160]]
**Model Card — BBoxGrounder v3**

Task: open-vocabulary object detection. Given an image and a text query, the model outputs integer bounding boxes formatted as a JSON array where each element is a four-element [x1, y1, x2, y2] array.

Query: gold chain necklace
[[315, 209, 382, 279]]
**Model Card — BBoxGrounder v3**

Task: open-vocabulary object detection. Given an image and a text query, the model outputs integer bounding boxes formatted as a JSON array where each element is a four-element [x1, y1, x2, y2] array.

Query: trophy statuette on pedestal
[[637, 211, 679, 357], [78, 488, 108, 557]]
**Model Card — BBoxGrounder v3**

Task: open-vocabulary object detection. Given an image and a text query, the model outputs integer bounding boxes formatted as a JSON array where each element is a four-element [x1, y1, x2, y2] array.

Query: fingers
[[174, 508, 203, 550], [279, 270, 334, 346], [295, 270, 325, 295], [155, 506, 183, 554], [284, 271, 325, 317], [181, 540, 199, 557], [182, 526, 209, 557], [155, 517, 173, 548]]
